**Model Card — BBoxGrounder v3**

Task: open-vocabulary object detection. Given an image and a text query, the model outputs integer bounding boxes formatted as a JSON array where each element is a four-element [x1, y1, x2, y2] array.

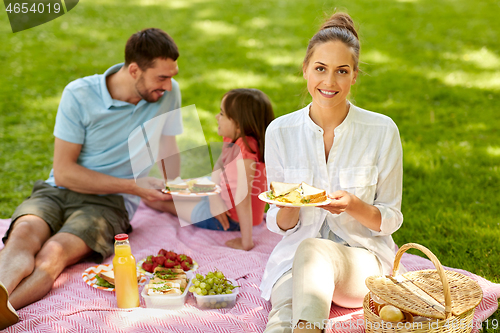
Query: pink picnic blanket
[[1, 202, 499, 333]]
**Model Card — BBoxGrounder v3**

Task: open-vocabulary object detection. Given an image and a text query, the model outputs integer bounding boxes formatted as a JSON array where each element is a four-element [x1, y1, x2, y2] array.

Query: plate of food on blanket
[[258, 181, 331, 207], [82, 264, 148, 292], [161, 177, 221, 197], [137, 249, 198, 277]]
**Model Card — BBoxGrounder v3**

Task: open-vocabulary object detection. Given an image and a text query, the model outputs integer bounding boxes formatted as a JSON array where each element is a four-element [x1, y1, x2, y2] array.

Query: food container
[[192, 278, 239, 309], [364, 243, 483, 333], [141, 274, 193, 310]]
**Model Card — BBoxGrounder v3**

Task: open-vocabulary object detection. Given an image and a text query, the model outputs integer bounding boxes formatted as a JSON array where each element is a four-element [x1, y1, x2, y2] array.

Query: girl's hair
[[222, 89, 275, 162], [303, 12, 360, 71]]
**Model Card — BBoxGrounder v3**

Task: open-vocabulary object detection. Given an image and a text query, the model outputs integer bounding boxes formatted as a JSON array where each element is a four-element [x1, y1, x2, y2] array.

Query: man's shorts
[[190, 197, 240, 231], [4, 180, 131, 263]]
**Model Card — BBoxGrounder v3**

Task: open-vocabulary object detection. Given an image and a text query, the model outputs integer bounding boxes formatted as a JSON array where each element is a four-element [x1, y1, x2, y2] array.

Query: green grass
[[1, 0, 499, 329]]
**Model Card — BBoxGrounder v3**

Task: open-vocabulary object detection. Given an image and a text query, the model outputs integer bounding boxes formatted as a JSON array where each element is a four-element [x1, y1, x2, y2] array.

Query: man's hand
[[133, 177, 172, 201]]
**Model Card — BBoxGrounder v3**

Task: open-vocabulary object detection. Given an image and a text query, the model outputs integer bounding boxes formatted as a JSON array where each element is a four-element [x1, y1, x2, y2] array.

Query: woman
[[261, 12, 403, 333]]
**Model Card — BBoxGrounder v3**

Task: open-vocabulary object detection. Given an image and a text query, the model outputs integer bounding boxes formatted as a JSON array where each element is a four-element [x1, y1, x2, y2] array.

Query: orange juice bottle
[[112, 234, 140, 308]]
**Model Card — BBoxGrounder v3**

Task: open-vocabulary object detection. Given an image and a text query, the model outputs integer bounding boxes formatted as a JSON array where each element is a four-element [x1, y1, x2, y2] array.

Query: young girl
[[145, 88, 274, 251], [261, 12, 403, 333]]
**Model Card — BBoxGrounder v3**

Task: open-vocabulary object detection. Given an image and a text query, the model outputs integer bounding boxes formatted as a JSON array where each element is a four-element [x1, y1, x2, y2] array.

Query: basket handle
[[392, 243, 452, 319]]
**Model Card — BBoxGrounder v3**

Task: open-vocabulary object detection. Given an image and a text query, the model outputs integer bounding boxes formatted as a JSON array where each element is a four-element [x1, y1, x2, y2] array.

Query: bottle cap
[[114, 234, 129, 241]]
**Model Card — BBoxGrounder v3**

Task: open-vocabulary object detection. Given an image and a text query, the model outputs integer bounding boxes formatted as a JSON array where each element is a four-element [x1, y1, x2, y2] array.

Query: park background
[[0, 0, 498, 330]]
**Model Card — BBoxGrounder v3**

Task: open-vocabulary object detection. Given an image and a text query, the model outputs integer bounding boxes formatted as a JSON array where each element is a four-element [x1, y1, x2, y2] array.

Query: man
[[0, 28, 182, 329]]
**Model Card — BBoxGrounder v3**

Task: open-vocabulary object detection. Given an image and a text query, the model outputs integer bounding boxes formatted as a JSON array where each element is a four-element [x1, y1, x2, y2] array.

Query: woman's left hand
[[319, 190, 354, 215]]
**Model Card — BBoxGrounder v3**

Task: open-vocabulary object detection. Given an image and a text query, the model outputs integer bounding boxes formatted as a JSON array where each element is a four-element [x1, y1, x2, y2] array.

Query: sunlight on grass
[[465, 123, 487, 131], [486, 146, 500, 157], [193, 20, 238, 36], [443, 47, 500, 70], [403, 142, 440, 171], [427, 70, 500, 90], [362, 49, 393, 64], [25, 95, 61, 114], [248, 49, 304, 66], [244, 17, 271, 29], [207, 69, 279, 90], [127, 0, 210, 8]]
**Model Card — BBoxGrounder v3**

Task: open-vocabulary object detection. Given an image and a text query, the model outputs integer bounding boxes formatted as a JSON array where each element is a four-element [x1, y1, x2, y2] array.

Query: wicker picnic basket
[[363, 243, 483, 333]]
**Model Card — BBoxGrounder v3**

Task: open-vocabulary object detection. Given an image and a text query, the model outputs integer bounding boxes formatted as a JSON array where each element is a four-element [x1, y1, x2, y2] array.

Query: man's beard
[[135, 75, 162, 103]]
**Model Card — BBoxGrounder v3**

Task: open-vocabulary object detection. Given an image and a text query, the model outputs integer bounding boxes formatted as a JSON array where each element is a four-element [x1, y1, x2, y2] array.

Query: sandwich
[[165, 177, 189, 192], [189, 177, 216, 193], [268, 181, 326, 204], [144, 266, 189, 296], [300, 182, 327, 203], [269, 182, 300, 199], [97, 270, 141, 287]]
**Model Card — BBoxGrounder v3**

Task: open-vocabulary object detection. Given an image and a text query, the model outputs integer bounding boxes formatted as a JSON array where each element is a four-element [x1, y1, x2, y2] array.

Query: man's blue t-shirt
[[46, 63, 183, 219]]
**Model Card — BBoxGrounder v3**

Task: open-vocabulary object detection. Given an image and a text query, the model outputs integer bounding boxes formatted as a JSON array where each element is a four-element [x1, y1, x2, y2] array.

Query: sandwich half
[[268, 181, 326, 204], [300, 182, 327, 203], [269, 182, 300, 200], [165, 177, 189, 192], [190, 177, 216, 193]]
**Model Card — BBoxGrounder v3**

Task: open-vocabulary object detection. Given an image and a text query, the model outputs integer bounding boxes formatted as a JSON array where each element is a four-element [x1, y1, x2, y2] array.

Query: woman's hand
[[319, 190, 353, 215], [225, 237, 254, 251], [320, 190, 382, 232], [209, 194, 231, 230]]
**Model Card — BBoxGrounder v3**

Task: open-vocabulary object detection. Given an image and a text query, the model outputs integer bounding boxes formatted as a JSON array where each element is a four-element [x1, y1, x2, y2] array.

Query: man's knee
[[8, 217, 49, 250]]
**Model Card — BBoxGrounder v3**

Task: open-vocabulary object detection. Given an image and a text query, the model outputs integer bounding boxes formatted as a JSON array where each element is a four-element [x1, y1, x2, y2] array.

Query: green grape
[[209, 290, 216, 295], [195, 287, 202, 295], [189, 286, 196, 293], [226, 290, 232, 294], [196, 273, 203, 280], [194, 280, 200, 287], [217, 287, 223, 294], [200, 282, 206, 289], [216, 271, 224, 279], [201, 289, 208, 295], [206, 278, 213, 285]]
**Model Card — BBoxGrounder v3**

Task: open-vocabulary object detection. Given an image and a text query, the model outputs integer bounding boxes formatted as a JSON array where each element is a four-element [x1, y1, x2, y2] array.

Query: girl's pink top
[[219, 136, 266, 226]]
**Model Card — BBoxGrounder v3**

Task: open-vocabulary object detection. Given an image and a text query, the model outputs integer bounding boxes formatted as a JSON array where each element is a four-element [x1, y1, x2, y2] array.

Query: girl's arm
[[226, 158, 256, 251]]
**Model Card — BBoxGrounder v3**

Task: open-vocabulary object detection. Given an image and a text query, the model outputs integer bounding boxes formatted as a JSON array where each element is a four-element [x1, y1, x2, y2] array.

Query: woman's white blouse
[[260, 103, 403, 300]]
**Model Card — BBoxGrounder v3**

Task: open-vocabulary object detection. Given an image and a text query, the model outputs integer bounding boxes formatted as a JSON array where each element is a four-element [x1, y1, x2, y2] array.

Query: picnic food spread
[[268, 181, 327, 204]]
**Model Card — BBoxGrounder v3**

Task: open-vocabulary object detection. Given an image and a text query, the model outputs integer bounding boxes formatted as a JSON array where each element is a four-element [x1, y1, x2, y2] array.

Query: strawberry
[[180, 261, 191, 271], [152, 255, 166, 266], [158, 249, 168, 256], [164, 259, 175, 268], [152, 262, 159, 271], [166, 251, 177, 261], [142, 261, 154, 273]]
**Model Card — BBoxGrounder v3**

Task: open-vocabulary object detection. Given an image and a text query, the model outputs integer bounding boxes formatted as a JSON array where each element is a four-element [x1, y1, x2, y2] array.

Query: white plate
[[258, 191, 331, 207], [137, 258, 199, 277], [161, 185, 221, 197], [82, 264, 147, 292]]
